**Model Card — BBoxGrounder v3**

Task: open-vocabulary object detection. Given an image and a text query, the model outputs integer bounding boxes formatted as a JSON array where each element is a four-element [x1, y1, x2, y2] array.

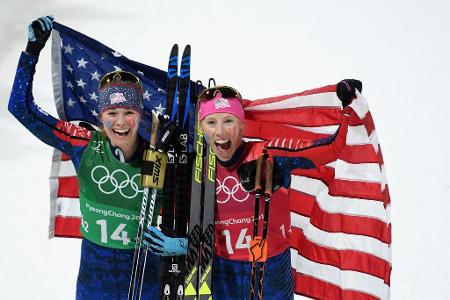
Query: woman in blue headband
[[8, 16, 162, 299]]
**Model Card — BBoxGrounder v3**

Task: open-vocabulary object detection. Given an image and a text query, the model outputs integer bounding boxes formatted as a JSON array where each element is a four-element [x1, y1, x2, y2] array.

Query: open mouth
[[215, 139, 231, 151], [113, 129, 131, 137]]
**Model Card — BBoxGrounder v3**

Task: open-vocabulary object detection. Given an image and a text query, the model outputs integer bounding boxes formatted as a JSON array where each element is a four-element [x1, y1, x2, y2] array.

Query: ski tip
[[183, 45, 191, 55], [170, 44, 179, 55]]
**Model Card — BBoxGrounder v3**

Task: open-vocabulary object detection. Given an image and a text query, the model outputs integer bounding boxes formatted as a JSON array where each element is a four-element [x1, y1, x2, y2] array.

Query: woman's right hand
[[144, 226, 188, 256], [25, 16, 54, 57], [336, 79, 362, 108]]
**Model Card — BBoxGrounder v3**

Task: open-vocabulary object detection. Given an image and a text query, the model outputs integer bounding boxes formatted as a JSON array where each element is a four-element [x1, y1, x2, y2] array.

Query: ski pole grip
[[264, 154, 273, 197], [141, 111, 168, 188], [150, 110, 160, 148], [141, 150, 168, 188], [254, 155, 264, 192]]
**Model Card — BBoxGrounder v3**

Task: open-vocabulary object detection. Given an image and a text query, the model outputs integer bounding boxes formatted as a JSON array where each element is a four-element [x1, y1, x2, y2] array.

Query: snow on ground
[[1, 1, 450, 299]]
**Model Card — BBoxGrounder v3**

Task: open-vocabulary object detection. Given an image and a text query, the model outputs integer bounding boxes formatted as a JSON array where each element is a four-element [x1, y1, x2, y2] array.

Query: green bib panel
[[78, 132, 159, 249]]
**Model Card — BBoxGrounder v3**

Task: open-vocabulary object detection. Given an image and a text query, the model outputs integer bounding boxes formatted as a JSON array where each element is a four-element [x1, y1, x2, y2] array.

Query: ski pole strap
[[195, 80, 204, 96], [207, 78, 216, 88], [249, 236, 268, 262]]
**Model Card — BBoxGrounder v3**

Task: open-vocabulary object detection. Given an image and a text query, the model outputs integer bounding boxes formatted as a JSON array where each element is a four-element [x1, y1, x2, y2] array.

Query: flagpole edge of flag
[[51, 28, 66, 121]]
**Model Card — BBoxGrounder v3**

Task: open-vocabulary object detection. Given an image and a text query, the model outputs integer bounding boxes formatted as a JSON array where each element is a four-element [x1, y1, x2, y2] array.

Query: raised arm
[[8, 16, 91, 165], [237, 80, 362, 190], [268, 79, 362, 180]]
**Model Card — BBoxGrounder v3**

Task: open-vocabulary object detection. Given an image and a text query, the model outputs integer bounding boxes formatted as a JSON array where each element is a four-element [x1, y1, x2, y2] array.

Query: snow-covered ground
[[1, 1, 449, 299]]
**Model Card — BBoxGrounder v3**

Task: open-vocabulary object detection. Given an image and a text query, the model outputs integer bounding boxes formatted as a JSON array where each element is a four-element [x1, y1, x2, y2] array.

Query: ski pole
[[249, 154, 265, 300], [257, 152, 273, 300], [128, 111, 167, 300]]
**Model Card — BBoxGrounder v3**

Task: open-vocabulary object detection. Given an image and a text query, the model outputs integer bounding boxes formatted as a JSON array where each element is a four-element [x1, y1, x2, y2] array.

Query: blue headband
[[98, 84, 143, 115]]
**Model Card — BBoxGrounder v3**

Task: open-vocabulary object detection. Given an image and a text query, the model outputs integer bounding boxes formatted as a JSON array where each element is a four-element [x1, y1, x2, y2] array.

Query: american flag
[[49, 23, 391, 299], [49, 22, 168, 238], [243, 87, 391, 299]]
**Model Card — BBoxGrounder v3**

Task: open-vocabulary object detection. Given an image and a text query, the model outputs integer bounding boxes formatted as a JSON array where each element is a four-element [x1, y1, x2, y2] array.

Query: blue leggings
[[76, 239, 293, 299], [212, 248, 294, 300], [76, 239, 160, 300]]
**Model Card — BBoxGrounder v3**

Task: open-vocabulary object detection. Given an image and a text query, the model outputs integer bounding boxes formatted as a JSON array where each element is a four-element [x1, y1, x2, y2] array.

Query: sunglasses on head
[[99, 71, 142, 91], [198, 85, 242, 103]]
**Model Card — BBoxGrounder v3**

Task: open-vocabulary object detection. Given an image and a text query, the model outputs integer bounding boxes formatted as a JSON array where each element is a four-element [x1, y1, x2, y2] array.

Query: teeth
[[216, 139, 229, 144], [114, 129, 129, 133]]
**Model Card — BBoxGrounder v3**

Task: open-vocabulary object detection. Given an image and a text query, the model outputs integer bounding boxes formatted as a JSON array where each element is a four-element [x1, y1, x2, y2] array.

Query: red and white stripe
[[49, 151, 81, 238]]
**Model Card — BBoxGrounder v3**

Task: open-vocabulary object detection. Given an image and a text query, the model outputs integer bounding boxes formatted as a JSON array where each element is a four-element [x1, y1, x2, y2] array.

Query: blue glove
[[26, 16, 54, 56], [143, 226, 188, 256]]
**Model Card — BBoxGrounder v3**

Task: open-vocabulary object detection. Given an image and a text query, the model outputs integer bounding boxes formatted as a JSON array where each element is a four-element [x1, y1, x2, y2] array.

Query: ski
[[184, 80, 216, 300], [172, 44, 192, 299], [159, 43, 179, 299], [199, 131, 216, 300], [184, 82, 205, 300], [159, 44, 194, 300]]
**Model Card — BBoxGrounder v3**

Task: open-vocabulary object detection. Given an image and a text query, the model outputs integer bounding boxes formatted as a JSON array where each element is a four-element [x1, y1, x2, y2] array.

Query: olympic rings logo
[[216, 176, 249, 204], [91, 165, 143, 199]]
